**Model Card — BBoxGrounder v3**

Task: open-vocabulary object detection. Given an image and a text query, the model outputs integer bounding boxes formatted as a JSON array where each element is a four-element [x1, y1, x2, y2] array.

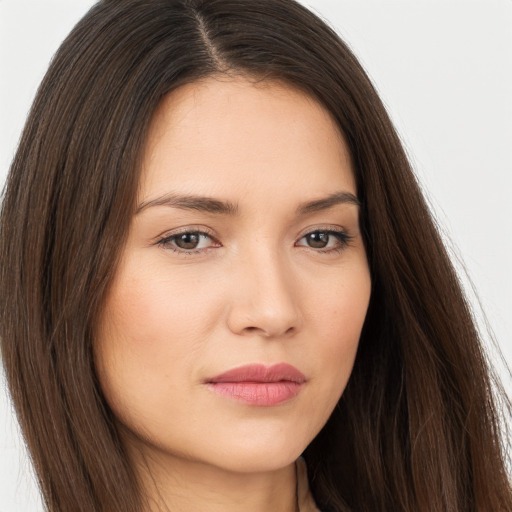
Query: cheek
[[98, 260, 222, 359], [305, 260, 371, 399], [93, 261, 214, 427], [305, 255, 370, 341]]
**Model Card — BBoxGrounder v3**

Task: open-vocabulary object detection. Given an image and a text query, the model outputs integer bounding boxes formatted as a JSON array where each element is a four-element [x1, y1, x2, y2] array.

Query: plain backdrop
[[1, 1, 511, 510]]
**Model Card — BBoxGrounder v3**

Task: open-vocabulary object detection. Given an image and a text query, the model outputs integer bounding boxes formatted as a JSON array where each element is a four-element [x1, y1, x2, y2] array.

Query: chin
[[207, 445, 303, 474], [191, 428, 312, 474]]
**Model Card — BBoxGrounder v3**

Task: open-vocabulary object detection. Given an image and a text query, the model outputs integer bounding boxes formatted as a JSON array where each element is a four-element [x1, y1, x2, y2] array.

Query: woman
[[0, 0, 510, 511]]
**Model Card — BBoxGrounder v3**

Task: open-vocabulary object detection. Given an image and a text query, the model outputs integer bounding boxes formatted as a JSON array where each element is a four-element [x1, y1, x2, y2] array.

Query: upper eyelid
[[296, 229, 352, 244], [156, 225, 347, 237], [155, 231, 219, 255], [153, 224, 352, 246], [154, 226, 217, 243], [296, 224, 349, 238], [158, 223, 348, 234], [162, 231, 214, 241]]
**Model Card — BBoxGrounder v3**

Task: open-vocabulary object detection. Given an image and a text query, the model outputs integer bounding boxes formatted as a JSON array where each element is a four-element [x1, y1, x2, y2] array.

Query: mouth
[[205, 363, 306, 406]]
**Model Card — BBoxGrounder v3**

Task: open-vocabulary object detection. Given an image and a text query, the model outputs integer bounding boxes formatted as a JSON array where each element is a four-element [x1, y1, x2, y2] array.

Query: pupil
[[176, 233, 200, 249], [307, 232, 329, 248]]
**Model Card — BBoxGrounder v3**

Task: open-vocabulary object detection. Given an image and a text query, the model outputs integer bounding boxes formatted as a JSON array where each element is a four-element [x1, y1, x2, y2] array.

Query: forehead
[[139, 76, 355, 204]]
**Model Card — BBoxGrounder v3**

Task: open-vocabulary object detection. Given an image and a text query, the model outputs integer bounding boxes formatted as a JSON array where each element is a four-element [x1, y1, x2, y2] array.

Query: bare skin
[[95, 76, 371, 512]]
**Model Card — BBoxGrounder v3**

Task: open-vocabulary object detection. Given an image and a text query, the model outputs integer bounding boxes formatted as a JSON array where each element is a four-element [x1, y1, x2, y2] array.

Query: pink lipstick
[[206, 363, 306, 406]]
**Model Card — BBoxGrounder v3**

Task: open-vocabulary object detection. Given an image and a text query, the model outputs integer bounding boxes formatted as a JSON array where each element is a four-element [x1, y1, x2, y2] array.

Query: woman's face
[[95, 77, 371, 474]]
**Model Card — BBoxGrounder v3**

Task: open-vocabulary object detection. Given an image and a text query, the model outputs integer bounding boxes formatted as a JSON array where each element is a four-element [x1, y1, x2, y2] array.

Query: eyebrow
[[296, 191, 360, 215], [136, 193, 239, 215], [136, 190, 360, 216]]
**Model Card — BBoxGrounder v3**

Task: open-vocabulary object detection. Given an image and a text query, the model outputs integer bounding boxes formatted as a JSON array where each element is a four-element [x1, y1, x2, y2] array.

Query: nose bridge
[[227, 242, 301, 337]]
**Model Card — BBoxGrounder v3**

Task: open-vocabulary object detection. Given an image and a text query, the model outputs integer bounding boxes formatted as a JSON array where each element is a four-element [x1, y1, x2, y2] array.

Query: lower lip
[[207, 381, 303, 406]]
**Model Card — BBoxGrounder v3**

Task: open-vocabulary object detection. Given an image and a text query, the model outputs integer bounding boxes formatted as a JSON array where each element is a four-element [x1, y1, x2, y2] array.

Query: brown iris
[[175, 232, 201, 250], [305, 231, 330, 249]]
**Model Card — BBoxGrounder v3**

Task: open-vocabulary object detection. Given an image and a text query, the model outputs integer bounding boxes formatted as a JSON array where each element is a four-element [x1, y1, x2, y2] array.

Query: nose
[[226, 249, 302, 338]]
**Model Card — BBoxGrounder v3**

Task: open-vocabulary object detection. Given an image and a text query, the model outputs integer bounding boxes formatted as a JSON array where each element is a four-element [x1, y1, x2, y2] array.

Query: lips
[[206, 363, 306, 406]]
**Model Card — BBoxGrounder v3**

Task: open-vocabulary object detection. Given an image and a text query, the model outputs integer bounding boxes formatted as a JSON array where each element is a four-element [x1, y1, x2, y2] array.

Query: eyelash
[[156, 228, 220, 255], [155, 227, 352, 255], [296, 228, 352, 253]]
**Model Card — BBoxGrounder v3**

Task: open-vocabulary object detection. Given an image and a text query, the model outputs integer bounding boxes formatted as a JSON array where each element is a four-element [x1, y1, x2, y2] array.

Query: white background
[[1, 1, 511, 510]]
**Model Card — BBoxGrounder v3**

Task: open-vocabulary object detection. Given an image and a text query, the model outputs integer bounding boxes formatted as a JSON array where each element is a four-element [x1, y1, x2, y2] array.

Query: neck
[[129, 445, 298, 512]]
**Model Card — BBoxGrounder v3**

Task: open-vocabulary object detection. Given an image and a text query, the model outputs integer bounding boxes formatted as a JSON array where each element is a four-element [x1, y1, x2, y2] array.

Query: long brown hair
[[1, 0, 510, 511]]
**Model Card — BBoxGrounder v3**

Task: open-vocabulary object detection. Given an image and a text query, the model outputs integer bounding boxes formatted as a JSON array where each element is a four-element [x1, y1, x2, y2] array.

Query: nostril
[[241, 325, 296, 338]]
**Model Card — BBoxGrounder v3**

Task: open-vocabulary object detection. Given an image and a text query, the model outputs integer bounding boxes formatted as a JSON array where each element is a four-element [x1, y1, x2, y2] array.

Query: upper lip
[[207, 363, 306, 384]]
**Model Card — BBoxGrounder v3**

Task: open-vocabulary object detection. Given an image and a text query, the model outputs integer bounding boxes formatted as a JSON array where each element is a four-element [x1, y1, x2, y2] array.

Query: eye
[[157, 230, 219, 253], [296, 229, 351, 252]]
